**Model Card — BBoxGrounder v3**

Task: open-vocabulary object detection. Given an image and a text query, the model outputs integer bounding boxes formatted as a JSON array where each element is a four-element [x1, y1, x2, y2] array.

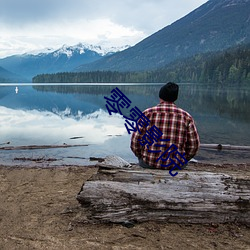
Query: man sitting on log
[[130, 82, 200, 173]]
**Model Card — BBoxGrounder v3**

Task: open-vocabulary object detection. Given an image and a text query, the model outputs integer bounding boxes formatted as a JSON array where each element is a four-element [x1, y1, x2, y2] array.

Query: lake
[[0, 83, 250, 167]]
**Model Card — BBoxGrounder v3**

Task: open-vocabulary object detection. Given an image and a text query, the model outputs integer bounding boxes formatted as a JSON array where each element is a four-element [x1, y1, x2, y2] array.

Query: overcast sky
[[0, 0, 208, 58]]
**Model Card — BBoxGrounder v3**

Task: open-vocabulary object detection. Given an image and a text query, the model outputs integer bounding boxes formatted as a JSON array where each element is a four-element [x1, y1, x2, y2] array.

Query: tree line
[[33, 43, 250, 85]]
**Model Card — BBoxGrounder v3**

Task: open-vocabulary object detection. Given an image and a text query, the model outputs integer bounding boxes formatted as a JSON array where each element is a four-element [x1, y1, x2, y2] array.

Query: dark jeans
[[138, 158, 155, 169], [138, 158, 188, 170]]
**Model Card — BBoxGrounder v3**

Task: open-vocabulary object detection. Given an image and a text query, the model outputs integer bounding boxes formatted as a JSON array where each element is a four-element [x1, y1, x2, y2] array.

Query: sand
[[0, 164, 249, 250]]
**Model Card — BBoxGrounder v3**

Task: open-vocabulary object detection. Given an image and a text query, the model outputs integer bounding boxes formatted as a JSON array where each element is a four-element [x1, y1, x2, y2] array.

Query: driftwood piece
[[77, 166, 250, 225], [96, 155, 132, 169], [200, 143, 250, 151], [0, 144, 88, 151], [14, 157, 58, 163]]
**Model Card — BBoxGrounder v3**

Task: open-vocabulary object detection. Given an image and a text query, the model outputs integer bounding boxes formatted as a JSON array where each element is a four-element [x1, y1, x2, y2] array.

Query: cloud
[[0, 18, 145, 57], [0, 0, 208, 57], [0, 0, 207, 31], [0, 0, 70, 25], [0, 106, 126, 145]]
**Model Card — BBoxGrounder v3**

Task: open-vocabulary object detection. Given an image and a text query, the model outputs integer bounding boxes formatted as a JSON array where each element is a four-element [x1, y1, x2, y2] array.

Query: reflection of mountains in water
[[33, 84, 250, 123], [51, 106, 110, 121]]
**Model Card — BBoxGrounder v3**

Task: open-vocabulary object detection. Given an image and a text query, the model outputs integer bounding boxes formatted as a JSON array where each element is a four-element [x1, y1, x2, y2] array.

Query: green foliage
[[33, 43, 250, 85], [152, 43, 250, 85], [32, 71, 152, 83]]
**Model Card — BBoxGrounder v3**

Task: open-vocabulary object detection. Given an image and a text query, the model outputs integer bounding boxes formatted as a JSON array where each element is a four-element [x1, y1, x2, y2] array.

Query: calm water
[[0, 83, 249, 166]]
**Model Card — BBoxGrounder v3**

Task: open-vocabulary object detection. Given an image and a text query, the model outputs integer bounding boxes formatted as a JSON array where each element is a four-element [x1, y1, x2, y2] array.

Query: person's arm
[[185, 119, 200, 160], [130, 109, 151, 158], [130, 129, 143, 158]]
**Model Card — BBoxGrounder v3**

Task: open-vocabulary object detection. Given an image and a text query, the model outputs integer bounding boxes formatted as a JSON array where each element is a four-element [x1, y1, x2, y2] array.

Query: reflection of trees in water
[[33, 85, 161, 116], [33, 84, 250, 122], [33, 84, 160, 96], [178, 84, 250, 122]]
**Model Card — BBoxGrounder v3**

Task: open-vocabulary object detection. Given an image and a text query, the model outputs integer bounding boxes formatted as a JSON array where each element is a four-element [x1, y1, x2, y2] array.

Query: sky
[[0, 0, 208, 58]]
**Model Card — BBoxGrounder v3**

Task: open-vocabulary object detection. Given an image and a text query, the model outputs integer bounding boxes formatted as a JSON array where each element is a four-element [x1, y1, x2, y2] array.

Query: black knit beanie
[[159, 82, 179, 102]]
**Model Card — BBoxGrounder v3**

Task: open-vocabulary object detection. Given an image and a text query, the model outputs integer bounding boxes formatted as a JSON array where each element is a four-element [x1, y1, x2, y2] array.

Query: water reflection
[[178, 84, 250, 123], [0, 83, 250, 166], [33, 83, 250, 122], [0, 107, 125, 145]]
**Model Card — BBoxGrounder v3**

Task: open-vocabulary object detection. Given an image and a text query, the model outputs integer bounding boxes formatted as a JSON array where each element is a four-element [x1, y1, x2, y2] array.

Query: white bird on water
[[15, 86, 18, 94]]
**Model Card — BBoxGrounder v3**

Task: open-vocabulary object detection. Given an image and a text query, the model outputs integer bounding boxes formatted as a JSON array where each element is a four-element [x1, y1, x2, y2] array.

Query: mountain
[[76, 0, 250, 72], [0, 65, 26, 83], [0, 43, 129, 81], [32, 43, 250, 85]]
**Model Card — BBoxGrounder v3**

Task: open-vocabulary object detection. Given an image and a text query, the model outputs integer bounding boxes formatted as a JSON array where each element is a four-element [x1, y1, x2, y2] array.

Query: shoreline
[[1, 146, 250, 168], [0, 163, 249, 249], [0, 161, 249, 171]]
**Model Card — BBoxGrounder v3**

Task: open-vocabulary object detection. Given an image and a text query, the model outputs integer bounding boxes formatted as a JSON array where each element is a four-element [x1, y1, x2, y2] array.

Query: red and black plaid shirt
[[130, 101, 200, 169]]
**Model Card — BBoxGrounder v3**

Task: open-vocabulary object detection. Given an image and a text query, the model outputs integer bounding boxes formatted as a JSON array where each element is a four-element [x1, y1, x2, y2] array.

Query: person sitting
[[130, 82, 200, 172]]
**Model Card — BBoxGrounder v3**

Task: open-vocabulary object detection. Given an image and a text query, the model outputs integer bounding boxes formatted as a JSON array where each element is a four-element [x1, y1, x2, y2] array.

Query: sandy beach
[[0, 163, 250, 250]]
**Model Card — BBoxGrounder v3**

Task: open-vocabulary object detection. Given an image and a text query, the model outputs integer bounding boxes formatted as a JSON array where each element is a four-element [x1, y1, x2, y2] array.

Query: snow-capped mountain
[[51, 43, 130, 58], [0, 43, 130, 81], [29, 43, 130, 58]]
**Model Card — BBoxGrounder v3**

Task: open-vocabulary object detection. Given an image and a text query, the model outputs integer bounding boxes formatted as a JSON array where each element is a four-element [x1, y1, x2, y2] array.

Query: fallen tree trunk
[[200, 143, 250, 151], [0, 144, 88, 151], [77, 164, 250, 225]]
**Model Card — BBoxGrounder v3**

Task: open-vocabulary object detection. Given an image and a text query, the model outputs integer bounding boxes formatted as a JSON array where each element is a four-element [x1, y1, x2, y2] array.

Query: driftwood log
[[200, 143, 250, 151], [77, 158, 250, 225], [0, 144, 88, 151]]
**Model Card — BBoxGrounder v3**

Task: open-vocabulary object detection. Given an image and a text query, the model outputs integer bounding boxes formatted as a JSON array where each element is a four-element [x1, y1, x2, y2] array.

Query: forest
[[32, 43, 250, 85]]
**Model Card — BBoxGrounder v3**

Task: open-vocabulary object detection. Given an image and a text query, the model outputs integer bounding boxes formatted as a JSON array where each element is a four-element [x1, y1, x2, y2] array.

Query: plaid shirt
[[130, 101, 200, 169]]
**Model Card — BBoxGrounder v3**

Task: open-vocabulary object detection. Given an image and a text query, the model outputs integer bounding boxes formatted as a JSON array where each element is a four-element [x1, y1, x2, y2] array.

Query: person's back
[[130, 82, 200, 170]]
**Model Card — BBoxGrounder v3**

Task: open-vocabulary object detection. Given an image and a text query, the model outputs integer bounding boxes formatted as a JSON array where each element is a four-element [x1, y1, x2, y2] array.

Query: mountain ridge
[[0, 43, 130, 81], [0, 65, 26, 83], [1, 0, 249, 82], [32, 42, 250, 85], [75, 0, 250, 72]]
